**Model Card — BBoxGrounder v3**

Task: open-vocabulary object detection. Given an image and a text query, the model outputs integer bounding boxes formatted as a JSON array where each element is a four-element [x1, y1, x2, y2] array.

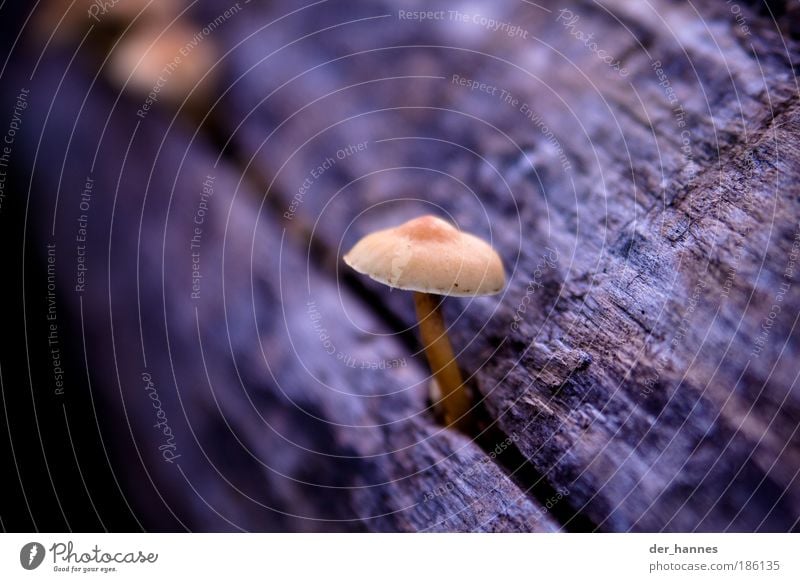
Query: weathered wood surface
[[1, 8, 556, 531], [1, 0, 799, 531], [197, 0, 800, 530]]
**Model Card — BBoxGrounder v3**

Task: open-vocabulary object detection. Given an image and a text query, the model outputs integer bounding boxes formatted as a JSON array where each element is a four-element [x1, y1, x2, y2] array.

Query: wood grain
[[3, 39, 556, 531], [199, 0, 800, 530]]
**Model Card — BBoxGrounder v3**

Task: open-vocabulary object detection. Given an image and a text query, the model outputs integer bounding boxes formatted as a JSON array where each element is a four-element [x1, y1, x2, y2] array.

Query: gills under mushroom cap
[[343, 215, 506, 297]]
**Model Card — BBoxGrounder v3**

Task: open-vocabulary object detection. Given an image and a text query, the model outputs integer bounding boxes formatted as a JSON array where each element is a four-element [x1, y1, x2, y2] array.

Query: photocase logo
[[19, 542, 45, 570]]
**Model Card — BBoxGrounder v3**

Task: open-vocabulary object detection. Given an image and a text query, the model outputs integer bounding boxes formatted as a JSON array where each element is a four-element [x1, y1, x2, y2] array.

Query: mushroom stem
[[413, 291, 471, 427]]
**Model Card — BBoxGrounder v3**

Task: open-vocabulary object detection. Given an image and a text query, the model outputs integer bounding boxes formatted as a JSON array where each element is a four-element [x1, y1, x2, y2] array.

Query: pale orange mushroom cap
[[108, 20, 217, 105], [344, 215, 506, 297]]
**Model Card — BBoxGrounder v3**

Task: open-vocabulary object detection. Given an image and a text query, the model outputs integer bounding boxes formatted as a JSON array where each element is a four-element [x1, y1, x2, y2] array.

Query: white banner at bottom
[[1, 533, 797, 581]]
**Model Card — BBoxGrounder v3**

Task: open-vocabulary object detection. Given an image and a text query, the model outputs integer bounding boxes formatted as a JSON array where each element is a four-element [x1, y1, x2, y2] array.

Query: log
[[0, 33, 555, 531], [197, 0, 800, 530], [1, 0, 798, 532]]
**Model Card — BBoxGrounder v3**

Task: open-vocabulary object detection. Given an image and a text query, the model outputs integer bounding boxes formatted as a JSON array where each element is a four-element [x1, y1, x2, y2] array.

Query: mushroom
[[344, 215, 506, 427], [107, 18, 218, 111], [35, 0, 177, 44]]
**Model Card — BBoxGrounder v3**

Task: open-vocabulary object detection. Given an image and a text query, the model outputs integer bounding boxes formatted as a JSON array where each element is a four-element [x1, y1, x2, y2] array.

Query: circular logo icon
[[19, 542, 45, 570]]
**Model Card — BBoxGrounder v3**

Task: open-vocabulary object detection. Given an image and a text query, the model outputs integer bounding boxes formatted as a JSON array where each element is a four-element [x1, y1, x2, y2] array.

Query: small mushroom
[[344, 215, 506, 427], [108, 19, 217, 111]]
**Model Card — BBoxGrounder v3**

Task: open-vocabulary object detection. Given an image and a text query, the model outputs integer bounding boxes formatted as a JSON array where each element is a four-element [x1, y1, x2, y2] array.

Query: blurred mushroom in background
[[35, 0, 179, 44], [107, 17, 218, 113], [34, 0, 217, 114]]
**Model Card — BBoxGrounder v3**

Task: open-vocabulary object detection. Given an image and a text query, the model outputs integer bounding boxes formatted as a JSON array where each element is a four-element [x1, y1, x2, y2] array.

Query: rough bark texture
[[1, 0, 799, 531]]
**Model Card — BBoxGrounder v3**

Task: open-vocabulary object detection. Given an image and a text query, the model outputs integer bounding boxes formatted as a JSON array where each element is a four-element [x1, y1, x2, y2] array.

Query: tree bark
[[2, 0, 799, 531]]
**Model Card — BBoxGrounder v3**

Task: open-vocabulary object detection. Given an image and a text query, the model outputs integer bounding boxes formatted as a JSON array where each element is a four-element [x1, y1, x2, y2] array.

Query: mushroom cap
[[343, 215, 506, 297], [108, 20, 217, 106]]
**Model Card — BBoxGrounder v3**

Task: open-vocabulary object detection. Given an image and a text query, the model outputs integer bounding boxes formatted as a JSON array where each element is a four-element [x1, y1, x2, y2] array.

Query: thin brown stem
[[413, 292, 471, 427]]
